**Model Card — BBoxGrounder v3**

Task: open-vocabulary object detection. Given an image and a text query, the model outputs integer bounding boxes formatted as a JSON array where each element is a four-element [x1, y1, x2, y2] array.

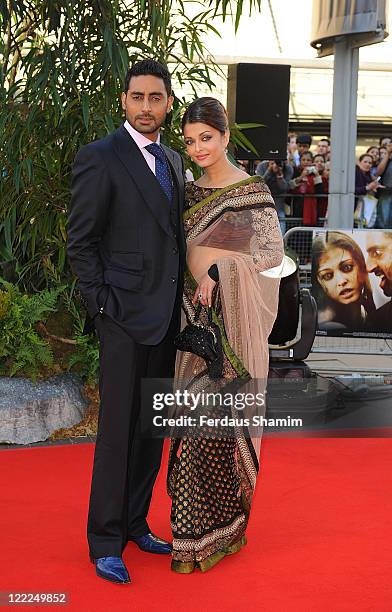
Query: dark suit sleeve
[[67, 144, 110, 319]]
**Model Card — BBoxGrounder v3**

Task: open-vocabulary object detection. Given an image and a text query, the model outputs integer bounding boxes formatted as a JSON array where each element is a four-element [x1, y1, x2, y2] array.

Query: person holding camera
[[356, 154, 382, 197], [256, 159, 293, 233], [355, 153, 385, 228], [313, 154, 329, 218], [366, 146, 380, 177], [289, 151, 324, 225]]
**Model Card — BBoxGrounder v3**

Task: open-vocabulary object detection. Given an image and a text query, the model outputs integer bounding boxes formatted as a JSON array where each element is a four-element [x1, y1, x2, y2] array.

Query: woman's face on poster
[[317, 247, 364, 304]]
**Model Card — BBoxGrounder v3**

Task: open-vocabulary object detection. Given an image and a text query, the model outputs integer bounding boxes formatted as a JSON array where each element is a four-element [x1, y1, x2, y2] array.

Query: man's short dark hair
[[319, 138, 330, 146], [124, 59, 172, 96], [297, 134, 312, 146]]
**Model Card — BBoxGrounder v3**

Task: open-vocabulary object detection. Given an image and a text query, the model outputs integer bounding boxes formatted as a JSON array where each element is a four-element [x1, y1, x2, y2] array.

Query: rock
[[0, 374, 87, 444]]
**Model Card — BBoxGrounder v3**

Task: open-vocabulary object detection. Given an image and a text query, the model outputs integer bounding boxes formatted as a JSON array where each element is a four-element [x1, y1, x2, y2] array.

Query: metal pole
[[327, 37, 359, 229]]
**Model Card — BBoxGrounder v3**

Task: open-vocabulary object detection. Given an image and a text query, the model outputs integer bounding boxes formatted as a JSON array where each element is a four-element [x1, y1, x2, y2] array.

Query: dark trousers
[[87, 292, 181, 558]]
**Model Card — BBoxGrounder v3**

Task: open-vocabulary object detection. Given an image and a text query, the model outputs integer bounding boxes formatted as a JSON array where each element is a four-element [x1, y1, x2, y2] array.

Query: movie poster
[[311, 229, 392, 338]]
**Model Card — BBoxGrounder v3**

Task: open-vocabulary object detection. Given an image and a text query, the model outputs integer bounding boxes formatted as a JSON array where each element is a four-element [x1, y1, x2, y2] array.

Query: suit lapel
[[162, 144, 186, 255], [162, 144, 183, 192], [112, 126, 172, 236]]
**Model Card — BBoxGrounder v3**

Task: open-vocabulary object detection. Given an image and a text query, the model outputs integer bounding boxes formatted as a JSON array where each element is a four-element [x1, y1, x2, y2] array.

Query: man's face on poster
[[366, 232, 392, 297]]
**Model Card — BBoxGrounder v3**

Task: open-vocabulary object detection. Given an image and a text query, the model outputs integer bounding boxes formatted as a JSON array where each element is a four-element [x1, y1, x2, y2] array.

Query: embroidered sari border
[[171, 535, 247, 574], [183, 175, 262, 221]]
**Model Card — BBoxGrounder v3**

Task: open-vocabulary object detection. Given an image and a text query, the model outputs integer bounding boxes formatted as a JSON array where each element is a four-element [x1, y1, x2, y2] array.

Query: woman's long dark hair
[[311, 231, 376, 327]]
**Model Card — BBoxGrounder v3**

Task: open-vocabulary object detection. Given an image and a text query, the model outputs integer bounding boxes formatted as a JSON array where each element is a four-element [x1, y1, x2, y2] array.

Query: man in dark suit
[[67, 59, 186, 584], [366, 231, 392, 333]]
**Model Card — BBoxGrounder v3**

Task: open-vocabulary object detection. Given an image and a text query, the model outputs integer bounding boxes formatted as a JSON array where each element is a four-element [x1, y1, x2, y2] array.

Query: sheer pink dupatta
[[184, 192, 284, 459], [187, 203, 284, 379]]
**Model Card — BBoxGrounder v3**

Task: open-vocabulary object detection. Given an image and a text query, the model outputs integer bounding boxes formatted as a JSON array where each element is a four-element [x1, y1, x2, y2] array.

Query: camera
[[307, 166, 317, 174]]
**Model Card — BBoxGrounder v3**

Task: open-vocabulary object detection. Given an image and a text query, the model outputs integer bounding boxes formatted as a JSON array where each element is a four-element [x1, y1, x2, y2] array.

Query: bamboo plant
[[0, 0, 261, 299]]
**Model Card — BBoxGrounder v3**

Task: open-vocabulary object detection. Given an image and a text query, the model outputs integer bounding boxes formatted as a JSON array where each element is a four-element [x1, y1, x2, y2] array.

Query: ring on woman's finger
[[198, 293, 203, 299]]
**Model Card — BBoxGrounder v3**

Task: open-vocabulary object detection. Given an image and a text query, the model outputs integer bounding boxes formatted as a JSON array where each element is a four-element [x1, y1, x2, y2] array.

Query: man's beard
[[377, 265, 392, 297], [131, 115, 165, 134], [383, 277, 392, 297], [135, 123, 158, 134]]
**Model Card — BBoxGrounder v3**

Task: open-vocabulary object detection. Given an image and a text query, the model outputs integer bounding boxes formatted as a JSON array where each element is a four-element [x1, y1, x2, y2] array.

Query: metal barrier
[[283, 226, 392, 356], [285, 216, 326, 232], [271, 191, 328, 234], [279, 192, 366, 231]]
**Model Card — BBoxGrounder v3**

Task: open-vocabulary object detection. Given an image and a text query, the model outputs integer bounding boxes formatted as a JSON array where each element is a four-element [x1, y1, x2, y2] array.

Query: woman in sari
[[167, 97, 284, 573]]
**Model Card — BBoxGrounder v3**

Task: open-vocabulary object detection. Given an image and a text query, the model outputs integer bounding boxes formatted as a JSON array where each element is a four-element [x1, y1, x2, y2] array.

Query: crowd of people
[[237, 133, 392, 234], [355, 138, 392, 229]]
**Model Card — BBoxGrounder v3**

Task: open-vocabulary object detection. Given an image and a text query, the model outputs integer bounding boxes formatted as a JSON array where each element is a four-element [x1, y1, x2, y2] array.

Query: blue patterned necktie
[[145, 142, 173, 202]]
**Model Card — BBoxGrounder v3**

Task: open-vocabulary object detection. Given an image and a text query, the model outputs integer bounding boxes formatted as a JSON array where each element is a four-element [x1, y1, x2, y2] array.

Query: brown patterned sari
[[167, 176, 284, 573]]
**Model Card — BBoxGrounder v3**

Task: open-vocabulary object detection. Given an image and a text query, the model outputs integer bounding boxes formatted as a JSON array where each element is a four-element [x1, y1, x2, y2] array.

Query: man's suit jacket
[[67, 124, 186, 345], [366, 299, 392, 334]]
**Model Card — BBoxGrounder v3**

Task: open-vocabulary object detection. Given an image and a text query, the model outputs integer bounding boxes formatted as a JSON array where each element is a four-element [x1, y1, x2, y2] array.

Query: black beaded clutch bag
[[174, 303, 223, 379]]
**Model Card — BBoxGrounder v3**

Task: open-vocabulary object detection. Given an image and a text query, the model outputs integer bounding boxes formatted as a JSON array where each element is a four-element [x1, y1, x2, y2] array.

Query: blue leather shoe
[[129, 532, 172, 555], [90, 555, 131, 584]]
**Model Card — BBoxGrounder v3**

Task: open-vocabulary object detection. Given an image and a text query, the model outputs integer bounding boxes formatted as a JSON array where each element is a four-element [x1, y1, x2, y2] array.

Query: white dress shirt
[[123, 120, 160, 175]]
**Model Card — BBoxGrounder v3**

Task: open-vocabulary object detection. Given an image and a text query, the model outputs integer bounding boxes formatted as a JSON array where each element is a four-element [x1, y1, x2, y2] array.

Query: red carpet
[[1, 438, 392, 611]]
